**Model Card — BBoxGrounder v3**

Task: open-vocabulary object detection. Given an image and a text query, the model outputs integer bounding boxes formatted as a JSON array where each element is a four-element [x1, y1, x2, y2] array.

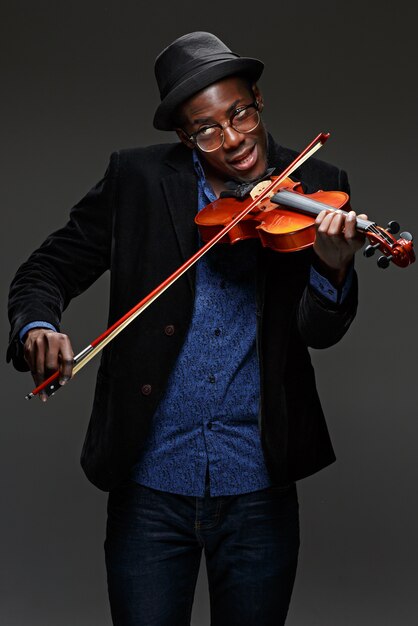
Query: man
[[7, 32, 366, 625]]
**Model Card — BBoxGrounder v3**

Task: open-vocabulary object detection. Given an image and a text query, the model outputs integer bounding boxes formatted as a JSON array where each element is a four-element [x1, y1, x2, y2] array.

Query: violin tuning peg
[[377, 255, 392, 268], [386, 220, 400, 234], [400, 231, 413, 242], [364, 244, 376, 257], [364, 243, 380, 257]]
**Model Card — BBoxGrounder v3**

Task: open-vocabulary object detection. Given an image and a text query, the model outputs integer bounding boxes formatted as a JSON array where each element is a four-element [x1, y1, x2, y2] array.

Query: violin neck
[[271, 190, 375, 232]]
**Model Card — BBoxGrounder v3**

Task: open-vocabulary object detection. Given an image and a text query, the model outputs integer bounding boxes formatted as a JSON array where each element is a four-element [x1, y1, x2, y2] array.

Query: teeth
[[230, 145, 256, 169], [235, 151, 251, 163]]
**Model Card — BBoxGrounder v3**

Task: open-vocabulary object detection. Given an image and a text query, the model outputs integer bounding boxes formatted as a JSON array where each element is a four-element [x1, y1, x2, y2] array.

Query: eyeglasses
[[184, 101, 261, 152]]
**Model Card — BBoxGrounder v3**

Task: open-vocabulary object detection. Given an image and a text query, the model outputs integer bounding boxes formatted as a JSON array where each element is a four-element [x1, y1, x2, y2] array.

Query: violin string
[[367, 225, 394, 246], [320, 206, 395, 248], [368, 227, 393, 246]]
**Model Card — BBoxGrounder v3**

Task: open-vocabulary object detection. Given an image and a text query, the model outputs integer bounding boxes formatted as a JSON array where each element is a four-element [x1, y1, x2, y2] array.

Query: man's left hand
[[313, 209, 367, 286]]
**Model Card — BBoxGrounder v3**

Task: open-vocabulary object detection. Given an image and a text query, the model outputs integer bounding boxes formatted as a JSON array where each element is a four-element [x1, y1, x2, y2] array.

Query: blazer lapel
[[161, 146, 199, 293]]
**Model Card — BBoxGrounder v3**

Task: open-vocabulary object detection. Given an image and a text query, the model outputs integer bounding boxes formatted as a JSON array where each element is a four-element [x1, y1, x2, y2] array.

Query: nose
[[222, 124, 245, 151]]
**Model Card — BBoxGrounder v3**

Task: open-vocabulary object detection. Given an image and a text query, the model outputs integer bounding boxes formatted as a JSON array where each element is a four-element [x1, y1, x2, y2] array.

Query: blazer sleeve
[[7, 151, 118, 371], [296, 167, 359, 349]]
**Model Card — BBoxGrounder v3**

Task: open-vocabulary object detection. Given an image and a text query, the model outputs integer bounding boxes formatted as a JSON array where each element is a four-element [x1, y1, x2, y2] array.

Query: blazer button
[[164, 324, 175, 336], [141, 384, 152, 396]]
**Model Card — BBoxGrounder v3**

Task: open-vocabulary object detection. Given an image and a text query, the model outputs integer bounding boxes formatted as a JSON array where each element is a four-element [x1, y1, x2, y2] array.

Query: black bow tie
[[219, 168, 276, 200]]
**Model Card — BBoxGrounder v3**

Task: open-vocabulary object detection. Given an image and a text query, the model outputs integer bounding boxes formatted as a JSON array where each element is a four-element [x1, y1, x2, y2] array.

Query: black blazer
[[7, 135, 358, 491]]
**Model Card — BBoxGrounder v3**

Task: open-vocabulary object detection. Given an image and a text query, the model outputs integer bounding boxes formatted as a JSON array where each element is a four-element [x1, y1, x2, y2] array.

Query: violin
[[196, 178, 415, 269], [25, 132, 414, 400]]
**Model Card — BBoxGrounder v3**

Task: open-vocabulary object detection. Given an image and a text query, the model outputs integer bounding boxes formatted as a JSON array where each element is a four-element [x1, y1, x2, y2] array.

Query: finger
[[43, 333, 74, 384], [32, 337, 49, 403], [346, 212, 369, 251], [33, 335, 46, 387], [43, 333, 65, 400], [23, 335, 46, 402], [58, 339, 75, 385], [315, 209, 330, 226], [316, 210, 335, 233], [343, 210, 358, 240], [326, 211, 346, 237], [44, 335, 60, 373], [23, 339, 35, 372]]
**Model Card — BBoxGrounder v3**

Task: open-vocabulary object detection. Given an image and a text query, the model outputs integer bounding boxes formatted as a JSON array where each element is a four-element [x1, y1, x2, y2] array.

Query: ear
[[176, 128, 195, 150], [251, 83, 264, 112]]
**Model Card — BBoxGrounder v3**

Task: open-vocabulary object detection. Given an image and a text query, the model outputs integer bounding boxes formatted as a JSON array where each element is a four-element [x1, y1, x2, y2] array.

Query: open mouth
[[229, 144, 258, 171]]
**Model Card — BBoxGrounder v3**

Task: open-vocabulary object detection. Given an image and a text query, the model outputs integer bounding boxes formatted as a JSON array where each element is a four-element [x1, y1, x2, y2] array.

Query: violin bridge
[[250, 180, 271, 200]]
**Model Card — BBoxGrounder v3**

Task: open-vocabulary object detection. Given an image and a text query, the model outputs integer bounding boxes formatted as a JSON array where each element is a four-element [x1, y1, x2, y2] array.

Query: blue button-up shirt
[[132, 152, 272, 496]]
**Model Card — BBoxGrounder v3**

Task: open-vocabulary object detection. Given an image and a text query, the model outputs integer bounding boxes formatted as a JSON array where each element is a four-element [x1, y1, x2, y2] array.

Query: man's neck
[[205, 172, 230, 198]]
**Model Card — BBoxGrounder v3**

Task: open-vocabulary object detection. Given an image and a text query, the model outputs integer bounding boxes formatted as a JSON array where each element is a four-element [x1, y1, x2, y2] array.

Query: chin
[[234, 161, 267, 183]]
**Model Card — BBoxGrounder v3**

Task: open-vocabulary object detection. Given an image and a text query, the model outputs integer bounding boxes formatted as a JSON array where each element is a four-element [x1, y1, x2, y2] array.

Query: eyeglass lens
[[196, 106, 260, 152]]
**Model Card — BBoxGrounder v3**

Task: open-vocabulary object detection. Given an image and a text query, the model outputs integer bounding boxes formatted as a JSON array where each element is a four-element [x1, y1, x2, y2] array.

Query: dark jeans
[[105, 477, 299, 626]]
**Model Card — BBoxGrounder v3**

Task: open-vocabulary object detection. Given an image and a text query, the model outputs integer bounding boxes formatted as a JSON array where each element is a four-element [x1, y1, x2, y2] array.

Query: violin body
[[196, 176, 351, 252]]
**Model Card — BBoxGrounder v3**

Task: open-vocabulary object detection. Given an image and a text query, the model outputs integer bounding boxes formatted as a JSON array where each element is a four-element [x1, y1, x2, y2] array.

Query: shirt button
[[214, 328, 221, 336], [164, 324, 175, 336], [141, 384, 152, 396], [207, 422, 213, 430], [208, 374, 216, 384]]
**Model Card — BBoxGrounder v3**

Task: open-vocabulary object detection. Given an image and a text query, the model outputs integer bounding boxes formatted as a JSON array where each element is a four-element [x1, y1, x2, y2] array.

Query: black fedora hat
[[153, 32, 264, 131]]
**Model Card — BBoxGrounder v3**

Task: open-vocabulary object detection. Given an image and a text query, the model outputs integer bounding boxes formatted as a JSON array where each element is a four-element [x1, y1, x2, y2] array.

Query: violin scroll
[[363, 221, 415, 269]]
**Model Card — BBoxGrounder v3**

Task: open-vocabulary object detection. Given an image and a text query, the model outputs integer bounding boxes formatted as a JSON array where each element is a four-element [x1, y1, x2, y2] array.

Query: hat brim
[[153, 57, 264, 131]]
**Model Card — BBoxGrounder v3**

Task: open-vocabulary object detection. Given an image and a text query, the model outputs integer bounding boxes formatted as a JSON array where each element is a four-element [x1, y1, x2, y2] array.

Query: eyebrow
[[192, 98, 244, 126]]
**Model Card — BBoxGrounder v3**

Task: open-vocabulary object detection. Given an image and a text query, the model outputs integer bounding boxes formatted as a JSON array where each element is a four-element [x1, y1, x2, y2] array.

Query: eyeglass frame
[[182, 100, 261, 153]]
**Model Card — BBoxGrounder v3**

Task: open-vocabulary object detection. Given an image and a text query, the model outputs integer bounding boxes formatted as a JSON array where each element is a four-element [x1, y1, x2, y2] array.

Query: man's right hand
[[23, 328, 75, 402]]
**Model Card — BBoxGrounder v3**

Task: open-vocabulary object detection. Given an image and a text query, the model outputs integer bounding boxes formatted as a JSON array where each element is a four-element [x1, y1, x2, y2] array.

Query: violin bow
[[26, 132, 330, 400]]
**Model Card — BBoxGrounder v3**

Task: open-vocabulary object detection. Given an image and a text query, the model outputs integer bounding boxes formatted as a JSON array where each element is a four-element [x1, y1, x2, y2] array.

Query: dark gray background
[[1, 1, 417, 624]]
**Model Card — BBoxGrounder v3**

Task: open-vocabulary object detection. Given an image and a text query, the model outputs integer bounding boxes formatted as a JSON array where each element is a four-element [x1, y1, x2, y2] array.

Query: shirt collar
[[192, 149, 217, 204], [192, 149, 206, 182]]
